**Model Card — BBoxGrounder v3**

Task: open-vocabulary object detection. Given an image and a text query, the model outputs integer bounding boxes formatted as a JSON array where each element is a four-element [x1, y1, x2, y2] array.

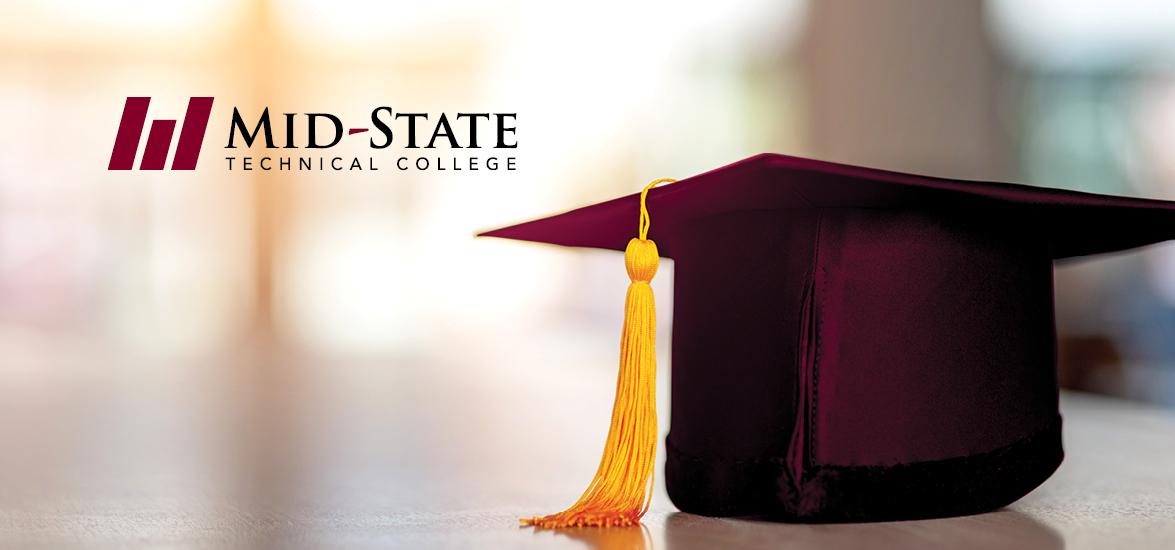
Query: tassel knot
[[624, 239, 659, 283]]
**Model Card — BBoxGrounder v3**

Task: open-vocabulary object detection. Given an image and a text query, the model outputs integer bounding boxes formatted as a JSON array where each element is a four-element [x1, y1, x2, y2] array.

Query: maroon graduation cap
[[481, 153, 1175, 524]]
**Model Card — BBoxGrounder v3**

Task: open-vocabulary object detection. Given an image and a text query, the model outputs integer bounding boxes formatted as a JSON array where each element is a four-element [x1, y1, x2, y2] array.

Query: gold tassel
[[523, 178, 676, 529]]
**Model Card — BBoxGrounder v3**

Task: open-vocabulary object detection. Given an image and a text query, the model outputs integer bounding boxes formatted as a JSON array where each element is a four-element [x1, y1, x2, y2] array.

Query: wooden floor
[[1, 351, 1173, 549]]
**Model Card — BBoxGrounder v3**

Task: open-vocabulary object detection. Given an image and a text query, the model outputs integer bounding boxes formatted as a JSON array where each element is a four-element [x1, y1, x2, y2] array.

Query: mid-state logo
[[108, 96, 518, 173], [109, 97, 214, 170]]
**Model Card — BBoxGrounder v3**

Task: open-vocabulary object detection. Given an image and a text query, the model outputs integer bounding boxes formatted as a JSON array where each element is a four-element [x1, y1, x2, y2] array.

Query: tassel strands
[[522, 178, 676, 528]]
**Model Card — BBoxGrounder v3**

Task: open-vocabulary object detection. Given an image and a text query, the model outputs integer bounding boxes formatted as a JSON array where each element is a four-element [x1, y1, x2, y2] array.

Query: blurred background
[[1, 0, 1174, 546]]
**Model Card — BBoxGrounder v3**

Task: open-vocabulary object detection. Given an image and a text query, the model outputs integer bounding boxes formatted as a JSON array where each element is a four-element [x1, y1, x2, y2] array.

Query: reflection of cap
[[481, 153, 1175, 523]]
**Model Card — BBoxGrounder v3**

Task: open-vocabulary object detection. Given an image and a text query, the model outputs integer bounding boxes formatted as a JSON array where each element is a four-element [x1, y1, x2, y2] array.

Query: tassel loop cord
[[638, 178, 677, 241]]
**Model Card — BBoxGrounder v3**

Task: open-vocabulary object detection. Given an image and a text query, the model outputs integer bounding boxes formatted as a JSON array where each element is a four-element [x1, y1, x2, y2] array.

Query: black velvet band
[[665, 416, 1063, 522]]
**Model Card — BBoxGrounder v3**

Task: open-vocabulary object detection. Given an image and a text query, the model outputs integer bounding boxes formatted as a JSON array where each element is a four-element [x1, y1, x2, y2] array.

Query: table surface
[[1, 352, 1173, 549]]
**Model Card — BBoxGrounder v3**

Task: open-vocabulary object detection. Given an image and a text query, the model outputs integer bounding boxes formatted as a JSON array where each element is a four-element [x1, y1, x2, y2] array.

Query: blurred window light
[[1151, 247, 1175, 306], [1017, 78, 1139, 195], [986, 0, 1175, 69], [1135, 81, 1175, 199], [0, 32, 253, 357], [274, 0, 806, 50], [275, 0, 487, 44], [7, 1, 239, 45], [278, 211, 417, 355]]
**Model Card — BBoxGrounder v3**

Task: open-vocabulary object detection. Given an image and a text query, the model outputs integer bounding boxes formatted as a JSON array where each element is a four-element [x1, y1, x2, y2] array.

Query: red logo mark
[[108, 97, 214, 170]]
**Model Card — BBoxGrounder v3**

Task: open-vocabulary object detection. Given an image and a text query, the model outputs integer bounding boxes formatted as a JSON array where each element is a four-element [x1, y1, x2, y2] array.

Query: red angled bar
[[108, 97, 151, 170], [172, 97, 214, 170], [140, 119, 176, 170]]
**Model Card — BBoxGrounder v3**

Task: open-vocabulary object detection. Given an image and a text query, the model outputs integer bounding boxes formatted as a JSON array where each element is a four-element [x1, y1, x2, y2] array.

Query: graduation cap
[[480, 153, 1175, 525]]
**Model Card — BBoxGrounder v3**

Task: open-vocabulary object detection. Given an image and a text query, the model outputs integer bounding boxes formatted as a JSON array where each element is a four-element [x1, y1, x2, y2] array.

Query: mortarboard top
[[481, 153, 1175, 523], [481, 153, 1175, 259]]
